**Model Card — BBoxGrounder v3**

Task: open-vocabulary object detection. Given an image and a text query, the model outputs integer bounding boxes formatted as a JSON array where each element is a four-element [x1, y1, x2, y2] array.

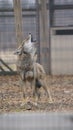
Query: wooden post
[[13, 0, 23, 46], [38, 0, 50, 74]]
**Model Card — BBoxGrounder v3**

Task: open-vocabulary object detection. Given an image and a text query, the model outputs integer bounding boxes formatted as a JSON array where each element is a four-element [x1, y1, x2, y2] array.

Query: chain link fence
[[0, 0, 39, 74]]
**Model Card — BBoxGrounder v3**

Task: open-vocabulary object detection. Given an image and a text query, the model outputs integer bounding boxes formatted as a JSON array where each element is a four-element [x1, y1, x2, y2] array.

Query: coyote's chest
[[17, 54, 33, 72]]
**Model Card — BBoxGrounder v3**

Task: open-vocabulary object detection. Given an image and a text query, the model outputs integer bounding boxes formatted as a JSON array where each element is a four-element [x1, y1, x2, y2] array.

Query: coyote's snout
[[14, 34, 52, 103]]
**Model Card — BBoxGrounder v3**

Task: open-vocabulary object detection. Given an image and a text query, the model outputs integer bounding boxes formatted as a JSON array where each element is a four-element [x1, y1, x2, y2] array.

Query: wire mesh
[[0, 0, 38, 73], [49, 0, 73, 75]]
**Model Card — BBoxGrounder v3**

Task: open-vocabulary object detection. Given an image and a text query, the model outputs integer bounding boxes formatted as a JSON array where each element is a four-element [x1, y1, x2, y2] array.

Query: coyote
[[14, 34, 52, 103]]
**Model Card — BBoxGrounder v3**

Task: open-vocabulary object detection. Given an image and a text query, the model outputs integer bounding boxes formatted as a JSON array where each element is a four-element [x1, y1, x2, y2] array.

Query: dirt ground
[[0, 75, 73, 113]]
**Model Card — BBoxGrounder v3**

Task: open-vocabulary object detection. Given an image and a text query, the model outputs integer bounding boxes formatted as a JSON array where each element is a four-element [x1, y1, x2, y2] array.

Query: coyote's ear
[[13, 36, 28, 55], [20, 34, 31, 47], [14, 34, 32, 55], [13, 38, 28, 55], [20, 33, 32, 46], [13, 46, 22, 55]]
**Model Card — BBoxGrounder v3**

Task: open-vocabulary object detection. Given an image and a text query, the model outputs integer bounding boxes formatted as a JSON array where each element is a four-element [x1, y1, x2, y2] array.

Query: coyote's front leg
[[19, 72, 29, 104]]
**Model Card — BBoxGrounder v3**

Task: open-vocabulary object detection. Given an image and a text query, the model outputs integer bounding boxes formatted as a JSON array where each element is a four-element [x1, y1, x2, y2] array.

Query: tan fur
[[14, 36, 52, 103]]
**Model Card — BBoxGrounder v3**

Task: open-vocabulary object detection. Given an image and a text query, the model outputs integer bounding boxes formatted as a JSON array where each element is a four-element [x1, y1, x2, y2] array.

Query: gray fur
[[14, 34, 52, 103]]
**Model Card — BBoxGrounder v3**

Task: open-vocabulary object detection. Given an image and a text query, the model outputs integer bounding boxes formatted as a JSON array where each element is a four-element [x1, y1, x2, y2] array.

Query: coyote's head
[[14, 34, 37, 61]]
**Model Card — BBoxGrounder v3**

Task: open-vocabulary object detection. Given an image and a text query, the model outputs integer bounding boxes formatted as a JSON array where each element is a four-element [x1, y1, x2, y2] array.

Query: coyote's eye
[[23, 51, 28, 55], [14, 49, 22, 55]]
